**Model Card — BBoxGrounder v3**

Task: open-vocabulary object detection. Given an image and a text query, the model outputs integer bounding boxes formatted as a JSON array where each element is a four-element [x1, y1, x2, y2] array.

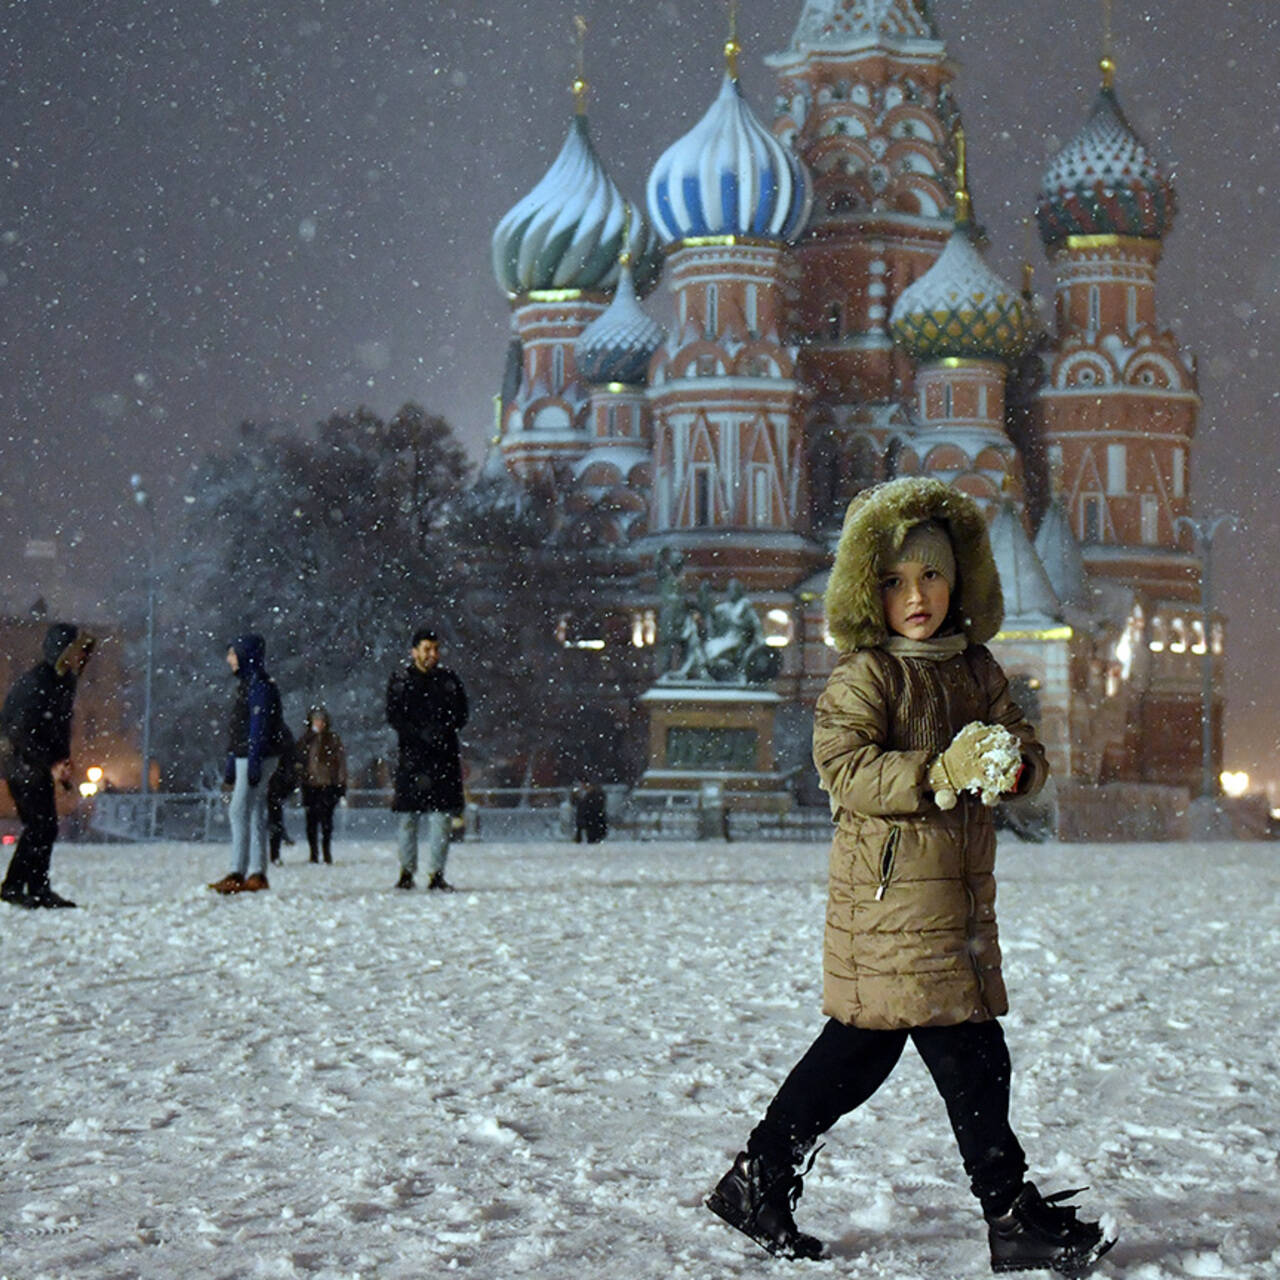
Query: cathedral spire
[[1099, 0, 1116, 90], [724, 0, 741, 82], [572, 14, 588, 114]]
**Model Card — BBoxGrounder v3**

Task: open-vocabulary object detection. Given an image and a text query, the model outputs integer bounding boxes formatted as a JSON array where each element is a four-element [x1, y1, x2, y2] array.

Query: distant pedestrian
[[297, 705, 347, 864], [385, 628, 468, 892], [572, 781, 608, 844], [0, 623, 95, 909], [208, 634, 287, 895]]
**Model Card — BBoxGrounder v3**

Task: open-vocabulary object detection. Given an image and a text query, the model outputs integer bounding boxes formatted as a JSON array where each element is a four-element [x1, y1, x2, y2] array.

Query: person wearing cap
[[707, 478, 1113, 1277], [0, 622, 96, 908], [385, 628, 468, 892]]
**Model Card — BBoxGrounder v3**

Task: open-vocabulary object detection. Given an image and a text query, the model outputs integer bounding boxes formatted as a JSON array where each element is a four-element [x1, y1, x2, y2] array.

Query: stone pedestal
[[637, 684, 792, 811]]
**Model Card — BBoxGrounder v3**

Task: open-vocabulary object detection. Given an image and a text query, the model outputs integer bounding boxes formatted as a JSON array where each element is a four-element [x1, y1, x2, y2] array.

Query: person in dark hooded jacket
[[208, 634, 285, 895], [1, 622, 96, 908]]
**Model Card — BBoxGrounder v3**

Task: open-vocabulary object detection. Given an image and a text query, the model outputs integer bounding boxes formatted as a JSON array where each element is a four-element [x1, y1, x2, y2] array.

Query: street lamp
[[130, 475, 157, 799], [1173, 512, 1237, 802]]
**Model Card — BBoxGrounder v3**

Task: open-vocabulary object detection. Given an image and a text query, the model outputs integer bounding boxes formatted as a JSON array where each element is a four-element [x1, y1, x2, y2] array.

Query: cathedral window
[[693, 467, 714, 526], [826, 302, 842, 340], [1082, 495, 1103, 543], [1141, 494, 1159, 544], [1106, 444, 1126, 495], [1088, 285, 1101, 331], [745, 284, 758, 336], [943, 384, 953, 418], [705, 284, 719, 338], [1172, 447, 1186, 497], [750, 466, 772, 527], [1127, 285, 1138, 333], [553, 345, 565, 390], [607, 404, 618, 437]]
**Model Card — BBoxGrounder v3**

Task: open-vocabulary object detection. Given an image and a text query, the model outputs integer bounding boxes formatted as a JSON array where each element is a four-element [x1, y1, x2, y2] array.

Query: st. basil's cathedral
[[477, 0, 1213, 824]]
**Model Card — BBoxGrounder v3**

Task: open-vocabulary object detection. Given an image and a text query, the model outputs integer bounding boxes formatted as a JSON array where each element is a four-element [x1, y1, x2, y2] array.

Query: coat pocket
[[874, 826, 901, 901]]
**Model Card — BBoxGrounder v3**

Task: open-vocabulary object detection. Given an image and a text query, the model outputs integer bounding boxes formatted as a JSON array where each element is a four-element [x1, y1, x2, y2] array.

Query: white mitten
[[927, 722, 1022, 809]]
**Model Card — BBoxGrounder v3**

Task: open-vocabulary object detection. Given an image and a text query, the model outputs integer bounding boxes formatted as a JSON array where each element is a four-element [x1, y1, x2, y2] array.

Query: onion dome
[[493, 113, 660, 297], [647, 72, 813, 245], [574, 254, 665, 386], [785, 0, 940, 50], [1036, 64, 1176, 249], [892, 129, 1028, 363], [890, 227, 1028, 362]]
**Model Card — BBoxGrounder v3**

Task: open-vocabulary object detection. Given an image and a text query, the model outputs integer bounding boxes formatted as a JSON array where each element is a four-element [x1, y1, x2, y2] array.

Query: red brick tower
[[765, 0, 960, 532]]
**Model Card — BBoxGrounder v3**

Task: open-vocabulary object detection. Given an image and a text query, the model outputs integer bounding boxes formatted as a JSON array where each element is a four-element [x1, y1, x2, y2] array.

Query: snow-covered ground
[[1, 835, 1276, 1280]]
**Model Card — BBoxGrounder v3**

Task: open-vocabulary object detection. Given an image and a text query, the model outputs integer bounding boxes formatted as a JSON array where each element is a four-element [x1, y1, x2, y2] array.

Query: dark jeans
[[4, 765, 60, 893], [748, 1018, 1027, 1216], [303, 786, 341, 861]]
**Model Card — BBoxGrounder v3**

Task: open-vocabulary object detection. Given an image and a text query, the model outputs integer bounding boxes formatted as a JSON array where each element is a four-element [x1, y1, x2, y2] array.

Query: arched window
[[705, 284, 719, 339]]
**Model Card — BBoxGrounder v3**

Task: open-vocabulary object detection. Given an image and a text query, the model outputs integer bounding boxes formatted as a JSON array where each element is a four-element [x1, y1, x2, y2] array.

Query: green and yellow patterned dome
[[890, 226, 1028, 363]]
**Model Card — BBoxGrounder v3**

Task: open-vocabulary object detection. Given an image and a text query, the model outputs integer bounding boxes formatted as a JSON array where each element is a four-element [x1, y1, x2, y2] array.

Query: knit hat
[[882, 520, 957, 589]]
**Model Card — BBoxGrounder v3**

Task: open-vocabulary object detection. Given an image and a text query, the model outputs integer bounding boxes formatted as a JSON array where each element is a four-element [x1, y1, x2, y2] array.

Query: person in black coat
[[1, 622, 96, 908], [385, 627, 468, 891]]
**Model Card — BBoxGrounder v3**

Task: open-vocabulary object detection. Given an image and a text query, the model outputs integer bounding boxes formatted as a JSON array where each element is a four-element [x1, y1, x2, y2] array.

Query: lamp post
[[130, 475, 157, 799], [1173, 512, 1236, 802]]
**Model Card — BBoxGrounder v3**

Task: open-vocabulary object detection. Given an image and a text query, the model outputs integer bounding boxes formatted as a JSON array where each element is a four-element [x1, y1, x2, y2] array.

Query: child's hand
[[927, 722, 1022, 809]]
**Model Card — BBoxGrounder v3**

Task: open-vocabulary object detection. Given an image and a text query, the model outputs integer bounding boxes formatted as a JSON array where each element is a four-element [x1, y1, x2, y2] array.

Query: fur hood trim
[[825, 477, 1003, 652]]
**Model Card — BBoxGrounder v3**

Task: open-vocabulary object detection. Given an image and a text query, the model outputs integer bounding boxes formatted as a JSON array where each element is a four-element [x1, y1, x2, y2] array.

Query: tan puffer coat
[[814, 478, 1048, 1031]]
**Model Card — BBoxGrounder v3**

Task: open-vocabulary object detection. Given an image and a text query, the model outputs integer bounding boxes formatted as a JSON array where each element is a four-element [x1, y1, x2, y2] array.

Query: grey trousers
[[228, 758, 269, 878], [397, 810, 450, 876]]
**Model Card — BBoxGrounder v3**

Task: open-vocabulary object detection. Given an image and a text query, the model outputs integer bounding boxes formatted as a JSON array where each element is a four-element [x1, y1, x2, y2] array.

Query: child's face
[[880, 560, 951, 640]]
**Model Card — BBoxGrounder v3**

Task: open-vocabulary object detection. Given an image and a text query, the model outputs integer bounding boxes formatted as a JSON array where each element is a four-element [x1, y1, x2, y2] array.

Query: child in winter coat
[[706, 477, 1113, 1277], [296, 706, 347, 864]]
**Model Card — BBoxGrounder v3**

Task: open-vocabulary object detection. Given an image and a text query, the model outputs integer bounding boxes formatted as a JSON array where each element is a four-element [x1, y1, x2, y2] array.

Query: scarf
[[882, 633, 969, 661]]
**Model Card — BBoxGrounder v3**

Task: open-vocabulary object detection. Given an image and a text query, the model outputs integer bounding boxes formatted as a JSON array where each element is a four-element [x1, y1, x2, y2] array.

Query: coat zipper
[[875, 827, 901, 901]]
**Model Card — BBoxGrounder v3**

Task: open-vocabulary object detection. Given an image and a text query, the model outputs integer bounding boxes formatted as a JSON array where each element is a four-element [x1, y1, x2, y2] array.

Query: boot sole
[[992, 1234, 1115, 1277], [704, 1192, 826, 1262]]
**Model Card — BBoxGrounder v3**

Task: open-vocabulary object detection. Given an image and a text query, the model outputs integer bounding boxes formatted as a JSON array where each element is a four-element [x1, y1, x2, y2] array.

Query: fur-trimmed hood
[[825, 477, 1003, 652]]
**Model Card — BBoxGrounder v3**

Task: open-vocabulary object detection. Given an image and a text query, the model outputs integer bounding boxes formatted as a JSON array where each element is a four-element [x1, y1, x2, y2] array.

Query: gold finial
[[725, 0, 741, 81], [953, 124, 972, 226], [619, 205, 633, 269], [1100, 0, 1116, 89], [572, 15, 588, 113]]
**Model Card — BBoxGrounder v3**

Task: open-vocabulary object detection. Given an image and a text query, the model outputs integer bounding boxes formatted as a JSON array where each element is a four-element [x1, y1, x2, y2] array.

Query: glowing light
[[1220, 771, 1249, 798], [87, 766, 104, 783], [764, 608, 793, 648], [79, 782, 98, 798]]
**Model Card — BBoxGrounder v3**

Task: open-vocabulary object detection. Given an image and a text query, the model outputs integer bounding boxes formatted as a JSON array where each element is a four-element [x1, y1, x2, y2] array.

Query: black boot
[[29, 882, 77, 909], [706, 1150, 825, 1261], [1, 879, 37, 908], [987, 1183, 1113, 1276]]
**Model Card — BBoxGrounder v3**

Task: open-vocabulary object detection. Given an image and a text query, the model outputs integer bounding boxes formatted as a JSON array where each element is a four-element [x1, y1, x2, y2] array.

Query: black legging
[[303, 786, 341, 861], [3, 765, 60, 894], [748, 1017, 1027, 1216]]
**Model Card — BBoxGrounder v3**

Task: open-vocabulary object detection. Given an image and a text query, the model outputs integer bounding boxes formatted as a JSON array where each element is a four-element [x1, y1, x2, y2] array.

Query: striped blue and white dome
[[574, 260, 666, 386], [647, 73, 813, 245], [493, 114, 661, 297]]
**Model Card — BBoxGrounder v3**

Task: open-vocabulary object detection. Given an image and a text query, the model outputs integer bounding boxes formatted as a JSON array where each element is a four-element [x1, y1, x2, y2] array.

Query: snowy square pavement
[[1, 837, 1277, 1279]]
